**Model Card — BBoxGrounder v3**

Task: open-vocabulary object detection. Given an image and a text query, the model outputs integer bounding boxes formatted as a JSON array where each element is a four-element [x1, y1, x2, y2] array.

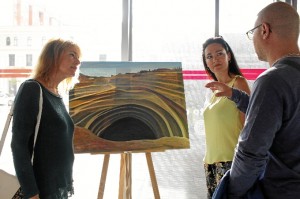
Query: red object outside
[[182, 69, 266, 80], [0, 68, 265, 80]]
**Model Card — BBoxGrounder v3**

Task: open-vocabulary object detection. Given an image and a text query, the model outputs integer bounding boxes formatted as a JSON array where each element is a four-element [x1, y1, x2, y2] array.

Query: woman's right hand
[[205, 81, 233, 98]]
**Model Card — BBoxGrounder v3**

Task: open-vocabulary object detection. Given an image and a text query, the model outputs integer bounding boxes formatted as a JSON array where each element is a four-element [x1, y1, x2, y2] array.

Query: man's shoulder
[[274, 57, 300, 73], [257, 58, 300, 81], [255, 67, 277, 83]]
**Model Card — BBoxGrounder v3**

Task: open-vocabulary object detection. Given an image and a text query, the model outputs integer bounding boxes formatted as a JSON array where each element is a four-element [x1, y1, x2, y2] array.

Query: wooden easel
[[97, 152, 160, 199]]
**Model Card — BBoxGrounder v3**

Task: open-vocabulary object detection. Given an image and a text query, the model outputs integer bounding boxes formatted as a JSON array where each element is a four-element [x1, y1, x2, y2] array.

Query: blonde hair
[[32, 38, 81, 93]]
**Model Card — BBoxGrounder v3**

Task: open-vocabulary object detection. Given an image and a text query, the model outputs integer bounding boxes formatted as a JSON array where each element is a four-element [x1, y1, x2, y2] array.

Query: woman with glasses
[[201, 37, 250, 198]]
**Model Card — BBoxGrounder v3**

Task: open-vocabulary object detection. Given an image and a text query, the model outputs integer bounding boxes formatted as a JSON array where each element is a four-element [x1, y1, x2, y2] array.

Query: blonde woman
[[11, 38, 81, 199]]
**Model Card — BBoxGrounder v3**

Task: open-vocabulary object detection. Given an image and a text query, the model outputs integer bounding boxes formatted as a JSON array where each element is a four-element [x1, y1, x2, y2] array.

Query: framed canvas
[[69, 61, 189, 153]]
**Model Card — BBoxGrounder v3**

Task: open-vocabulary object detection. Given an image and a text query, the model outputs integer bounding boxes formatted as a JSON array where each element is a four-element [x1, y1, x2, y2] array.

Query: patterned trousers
[[204, 161, 232, 199]]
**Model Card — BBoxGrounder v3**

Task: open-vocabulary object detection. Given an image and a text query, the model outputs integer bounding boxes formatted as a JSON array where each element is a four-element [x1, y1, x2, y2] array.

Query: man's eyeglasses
[[246, 24, 262, 40]]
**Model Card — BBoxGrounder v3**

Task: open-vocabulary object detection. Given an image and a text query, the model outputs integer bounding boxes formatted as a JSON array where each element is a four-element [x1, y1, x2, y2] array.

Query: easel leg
[[146, 152, 161, 199], [119, 152, 132, 199], [97, 154, 110, 199]]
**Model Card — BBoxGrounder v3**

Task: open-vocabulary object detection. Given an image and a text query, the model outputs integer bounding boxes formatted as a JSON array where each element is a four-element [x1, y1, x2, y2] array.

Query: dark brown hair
[[202, 37, 243, 81]]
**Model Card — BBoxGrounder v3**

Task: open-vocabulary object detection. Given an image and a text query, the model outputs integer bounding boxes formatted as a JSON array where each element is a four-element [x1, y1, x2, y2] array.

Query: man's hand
[[205, 81, 233, 98]]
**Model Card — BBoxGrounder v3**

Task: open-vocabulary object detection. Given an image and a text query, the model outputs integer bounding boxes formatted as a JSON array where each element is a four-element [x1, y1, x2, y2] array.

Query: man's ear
[[262, 22, 271, 39]]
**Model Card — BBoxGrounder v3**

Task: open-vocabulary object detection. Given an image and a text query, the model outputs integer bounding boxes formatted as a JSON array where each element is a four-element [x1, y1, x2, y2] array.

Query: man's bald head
[[257, 2, 299, 41]]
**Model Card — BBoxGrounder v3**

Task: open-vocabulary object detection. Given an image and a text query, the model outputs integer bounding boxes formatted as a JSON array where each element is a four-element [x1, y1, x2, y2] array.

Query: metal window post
[[215, 0, 219, 37], [121, 0, 132, 61]]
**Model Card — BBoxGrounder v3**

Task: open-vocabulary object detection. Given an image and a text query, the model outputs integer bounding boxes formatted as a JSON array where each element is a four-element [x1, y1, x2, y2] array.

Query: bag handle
[[0, 102, 14, 156], [32, 84, 43, 161], [0, 83, 43, 161]]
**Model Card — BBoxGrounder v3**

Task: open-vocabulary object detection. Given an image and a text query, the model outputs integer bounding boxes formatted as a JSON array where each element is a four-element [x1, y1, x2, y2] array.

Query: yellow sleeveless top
[[203, 76, 243, 164]]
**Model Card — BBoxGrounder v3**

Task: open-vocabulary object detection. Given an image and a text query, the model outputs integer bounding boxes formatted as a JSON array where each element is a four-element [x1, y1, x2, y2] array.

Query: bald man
[[223, 2, 300, 199]]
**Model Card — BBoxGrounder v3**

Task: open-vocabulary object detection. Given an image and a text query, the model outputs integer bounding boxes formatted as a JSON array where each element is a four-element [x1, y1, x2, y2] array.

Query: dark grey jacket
[[228, 57, 300, 199]]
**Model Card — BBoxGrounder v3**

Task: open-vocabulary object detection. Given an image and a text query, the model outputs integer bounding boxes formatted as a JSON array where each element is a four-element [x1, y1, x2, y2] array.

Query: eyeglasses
[[246, 24, 262, 40]]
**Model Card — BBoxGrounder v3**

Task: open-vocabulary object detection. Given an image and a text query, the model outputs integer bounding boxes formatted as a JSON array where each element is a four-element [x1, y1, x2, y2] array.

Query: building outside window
[[27, 36, 32, 46], [13, 37, 18, 46], [6, 37, 11, 46], [99, 54, 107, 61], [26, 54, 32, 66], [9, 54, 15, 66]]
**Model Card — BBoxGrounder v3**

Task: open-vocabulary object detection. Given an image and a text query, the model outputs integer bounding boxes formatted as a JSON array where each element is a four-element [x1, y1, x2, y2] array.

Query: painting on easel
[[69, 61, 189, 153]]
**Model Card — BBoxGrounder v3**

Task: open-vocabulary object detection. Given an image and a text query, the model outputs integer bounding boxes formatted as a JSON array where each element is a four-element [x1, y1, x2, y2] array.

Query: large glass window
[[0, 1, 298, 199], [131, 1, 273, 199], [219, 0, 271, 70], [44, 0, 122, 61], [131, 1, 215, 198], [132, 0, 215, 70]]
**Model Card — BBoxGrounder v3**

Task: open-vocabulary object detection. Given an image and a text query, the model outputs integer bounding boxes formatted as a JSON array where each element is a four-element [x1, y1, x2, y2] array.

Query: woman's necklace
[[47, 83, 59, 95], [35, 78, 60, 96]]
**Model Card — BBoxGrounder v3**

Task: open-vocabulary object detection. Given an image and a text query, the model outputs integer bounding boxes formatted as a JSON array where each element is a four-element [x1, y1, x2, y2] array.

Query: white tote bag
[[0, 170, 21, 198], [0, 84, 43, 199]]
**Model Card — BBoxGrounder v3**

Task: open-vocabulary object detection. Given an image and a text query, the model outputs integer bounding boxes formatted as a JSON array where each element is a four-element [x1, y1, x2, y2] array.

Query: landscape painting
[[69, 61, 189, 153]]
